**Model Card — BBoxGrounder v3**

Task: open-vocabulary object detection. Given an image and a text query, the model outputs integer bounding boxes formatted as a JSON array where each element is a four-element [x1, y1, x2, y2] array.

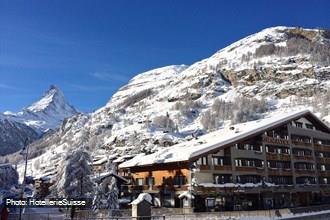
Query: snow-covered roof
[[94, 171, 129, 184], [0, 163, 12, 168], [178, 191, 195, 199], [113, 155, 136, 163], [119, 110, 320, 168], [130, 193, 152, 205], [92, 157, 108, 166], [34, 169, 57, 180]]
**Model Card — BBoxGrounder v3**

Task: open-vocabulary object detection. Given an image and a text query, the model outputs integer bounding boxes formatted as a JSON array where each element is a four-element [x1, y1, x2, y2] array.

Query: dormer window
[[295, 122, 303, 128]]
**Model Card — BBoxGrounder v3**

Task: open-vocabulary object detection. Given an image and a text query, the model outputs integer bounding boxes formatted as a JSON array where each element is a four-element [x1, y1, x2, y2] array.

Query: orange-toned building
[[119, 110, 330, 211]]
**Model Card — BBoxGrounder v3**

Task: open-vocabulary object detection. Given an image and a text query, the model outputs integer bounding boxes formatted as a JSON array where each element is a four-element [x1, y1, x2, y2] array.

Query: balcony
[[314, 144, 330, 152], [268, 169, 292, 176], [214, 165, 232, 171], [293, 155, 314, 161], [295, 169, 316, 176], [235, 166, 264, 173], [198, 165, 211, 170], [315, 157, 330, 164], [318, 170, 330, 177], [266, 153, 291, 161], [262, 136, 290, 146], [127, 184, 188, 192], [292, 140, 313, 148]]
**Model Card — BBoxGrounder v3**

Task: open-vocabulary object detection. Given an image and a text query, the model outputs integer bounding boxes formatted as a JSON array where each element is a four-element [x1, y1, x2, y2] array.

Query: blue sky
[[1, 0, 329, 112]]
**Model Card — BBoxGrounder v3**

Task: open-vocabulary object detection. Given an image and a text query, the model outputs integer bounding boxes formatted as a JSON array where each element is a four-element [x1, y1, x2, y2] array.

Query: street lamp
[[19, 138, 30, 220]]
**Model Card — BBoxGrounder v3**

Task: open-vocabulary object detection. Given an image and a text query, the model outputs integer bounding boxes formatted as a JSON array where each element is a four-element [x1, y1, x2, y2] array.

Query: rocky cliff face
[[15, 26, 330, 179], [0, 116, 38, 156]]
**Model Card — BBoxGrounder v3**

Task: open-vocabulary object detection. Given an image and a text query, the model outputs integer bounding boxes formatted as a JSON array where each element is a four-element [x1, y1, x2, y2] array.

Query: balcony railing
[[198, 165, 211, 170], [292, 140, 313, 147], [318, 170, 330, 177], [235, 166, 264, 172], [314, 144, 330, 152], [293, 155, 314, 161], [214, 165, 232, 171], [266, 153, 291, 161], [268, 169, 292, 176], [262, 136, 290, 145], [295, 169, 316, 175], [315, 157, 330, 164], [126, 184, 189, 191]]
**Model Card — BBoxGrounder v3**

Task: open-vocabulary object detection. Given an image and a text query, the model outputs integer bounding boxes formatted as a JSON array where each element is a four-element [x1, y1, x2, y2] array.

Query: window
[[147, 177, 154, 186], [269, 176, 293, 185], [306, 124, 314, 129], [321, 165, 326, 171], [214, 174, 232, 184], [297, 151, 304, 156], [173, 176, 186, 186], [295, 122, 303, 128], [212, 157, 223, 166], [236, 175, 261, 184], [136, 178, 144, 186], [212, 156, 231, 166], [196, 157, 208, 165], [321, 178, 328, 184], [296, 177, 316, 184]]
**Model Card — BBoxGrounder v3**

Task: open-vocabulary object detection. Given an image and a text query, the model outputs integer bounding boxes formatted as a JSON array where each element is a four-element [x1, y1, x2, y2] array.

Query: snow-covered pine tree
[[92, 158, 119, 211], [0, 164, 19, 189], [52, 147, 94, 198]]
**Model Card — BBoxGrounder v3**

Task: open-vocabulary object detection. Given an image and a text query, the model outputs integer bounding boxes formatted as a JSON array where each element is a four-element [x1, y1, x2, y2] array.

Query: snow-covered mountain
[[15, 26, 330, 180], [0, 85, 78, 155], [4, 85, 78, 133]]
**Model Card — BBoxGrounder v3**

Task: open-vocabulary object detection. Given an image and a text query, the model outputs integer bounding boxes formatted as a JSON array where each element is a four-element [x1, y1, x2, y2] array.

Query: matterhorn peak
[[26, 85, 66, 112], [1, 85, 78, 133]]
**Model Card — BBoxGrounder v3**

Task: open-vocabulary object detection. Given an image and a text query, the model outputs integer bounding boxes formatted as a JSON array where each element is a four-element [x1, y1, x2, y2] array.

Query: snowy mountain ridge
[[0, 85, 78, 155], [4, 85, 78, 133], [12, 26, 330, 182]]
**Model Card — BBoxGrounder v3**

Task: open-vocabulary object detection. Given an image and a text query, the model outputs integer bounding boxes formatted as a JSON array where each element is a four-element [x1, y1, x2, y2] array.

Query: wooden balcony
[[293, 155, 314, 161], [314, 144, 330, 152], [295, 169, 316, 176], [292, 140, 313, 148], [198, 165, 211, 170], [266, 153, 291, 161], [214, 165, 232, 171], [235, 166, 264, 173], [315, 157, 330, 164], [127, 184, 188, 192], [262, 136, 290, 146], [318, 171, 330, 177], [268, 169, 292, 176]]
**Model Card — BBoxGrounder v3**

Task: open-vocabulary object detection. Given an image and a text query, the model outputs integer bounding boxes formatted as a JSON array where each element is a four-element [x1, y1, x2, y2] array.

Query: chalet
[[119, 110, 330, 212], [91, 156, 109, 174], [34, 168, 57, 198]]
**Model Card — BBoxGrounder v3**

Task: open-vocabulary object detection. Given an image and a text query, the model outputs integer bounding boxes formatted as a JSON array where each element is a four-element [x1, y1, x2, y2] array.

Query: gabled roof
[[119, 110, 329, 169], [94, 171, 129, 184]]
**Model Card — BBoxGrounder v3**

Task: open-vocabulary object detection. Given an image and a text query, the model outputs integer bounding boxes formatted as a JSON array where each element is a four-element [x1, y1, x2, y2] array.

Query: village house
[[118, 110, 330, 212]]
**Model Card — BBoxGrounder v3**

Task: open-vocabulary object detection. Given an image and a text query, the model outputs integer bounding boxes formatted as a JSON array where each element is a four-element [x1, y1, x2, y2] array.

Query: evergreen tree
[[52, 147, 94, 198]]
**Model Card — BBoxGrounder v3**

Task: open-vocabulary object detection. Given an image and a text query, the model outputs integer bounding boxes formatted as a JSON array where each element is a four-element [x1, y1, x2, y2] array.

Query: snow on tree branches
[[51, 147, 94, 198]]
